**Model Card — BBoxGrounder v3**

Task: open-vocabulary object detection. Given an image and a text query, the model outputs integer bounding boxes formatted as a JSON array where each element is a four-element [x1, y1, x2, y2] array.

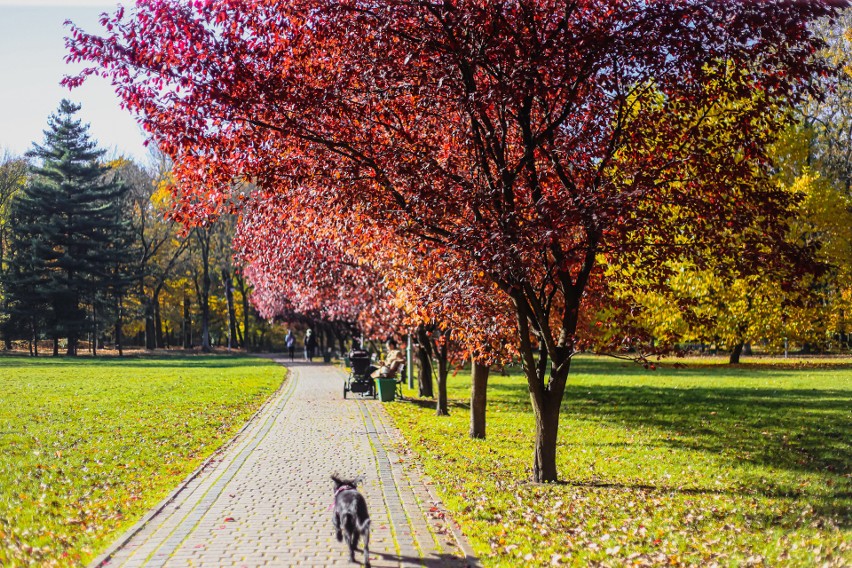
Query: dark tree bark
[[416, 325, 434, 398], [182, 291, 191, 348], [67, 329, 77, 356], [222, 268, 238, 349], [729, 342, 744, 364], [192, 227, 212, 353], [144, 298, 156, 350], [470, 358, 489, 439], [235, 270, 250, 349], [154, 291, 164, 348], [534, 396, 563, 483], [435, 332, 449, 417], [1, 296, 10, 349], [512, 289, 576, 483], [115, 294, 124, 356], [92, 301, 98, 356]]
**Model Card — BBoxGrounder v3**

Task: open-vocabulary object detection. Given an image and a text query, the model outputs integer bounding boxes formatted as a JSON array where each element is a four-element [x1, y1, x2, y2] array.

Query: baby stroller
[[343, 349, 376, 399]]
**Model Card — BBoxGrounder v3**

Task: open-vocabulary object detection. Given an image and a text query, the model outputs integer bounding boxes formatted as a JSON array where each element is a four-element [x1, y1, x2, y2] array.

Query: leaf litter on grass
[[0, 355, 283, 567], [386, 356, 851, 566]]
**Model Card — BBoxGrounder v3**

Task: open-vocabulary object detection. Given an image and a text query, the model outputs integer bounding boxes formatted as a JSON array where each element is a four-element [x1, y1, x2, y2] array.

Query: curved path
[[93, 359, 475, 568]]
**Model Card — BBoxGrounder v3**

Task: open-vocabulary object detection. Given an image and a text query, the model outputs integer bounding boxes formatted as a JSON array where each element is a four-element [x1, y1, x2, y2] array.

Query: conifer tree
[[3, 100, 131, 355]]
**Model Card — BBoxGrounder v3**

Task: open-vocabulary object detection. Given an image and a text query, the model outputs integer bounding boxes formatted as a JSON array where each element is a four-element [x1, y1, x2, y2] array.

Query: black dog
[[331, 475, 371, 566]]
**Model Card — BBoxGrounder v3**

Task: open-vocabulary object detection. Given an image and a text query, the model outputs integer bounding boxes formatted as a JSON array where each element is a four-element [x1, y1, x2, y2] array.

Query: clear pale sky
[[0, 1, 149, 162]]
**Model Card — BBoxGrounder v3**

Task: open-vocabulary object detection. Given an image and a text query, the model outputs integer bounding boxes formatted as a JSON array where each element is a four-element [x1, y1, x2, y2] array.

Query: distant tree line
[[0, 100, 282, 355]]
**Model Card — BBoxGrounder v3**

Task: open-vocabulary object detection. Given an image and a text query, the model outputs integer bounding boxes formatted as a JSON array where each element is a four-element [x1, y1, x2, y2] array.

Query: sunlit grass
[[0, 355, 284, 567], [387, 356, 851, 567]]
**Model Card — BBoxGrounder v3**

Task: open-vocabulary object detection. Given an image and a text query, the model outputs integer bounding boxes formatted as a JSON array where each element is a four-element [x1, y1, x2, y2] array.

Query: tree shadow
[[393, 363, 851, 528], [481, 378, 850, 478], [569, 384, 848, 476]]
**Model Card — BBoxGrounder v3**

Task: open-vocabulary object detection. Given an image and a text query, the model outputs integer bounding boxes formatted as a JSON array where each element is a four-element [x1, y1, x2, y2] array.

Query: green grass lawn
[[0, 354, 284, 567], [387, 356, 851, 567]]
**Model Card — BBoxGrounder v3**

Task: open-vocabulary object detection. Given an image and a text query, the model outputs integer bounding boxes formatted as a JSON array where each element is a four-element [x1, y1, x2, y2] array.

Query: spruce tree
[[4, 100, 131, 355]]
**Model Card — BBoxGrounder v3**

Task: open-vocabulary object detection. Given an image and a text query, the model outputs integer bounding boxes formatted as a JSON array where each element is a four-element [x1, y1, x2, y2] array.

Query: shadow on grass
[[481, 380, 850, 480], [551, 478, 850, 502]]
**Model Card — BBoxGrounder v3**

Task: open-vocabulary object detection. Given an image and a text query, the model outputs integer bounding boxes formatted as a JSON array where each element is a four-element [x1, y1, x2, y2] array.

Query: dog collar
[[334, 485, 355, 497]]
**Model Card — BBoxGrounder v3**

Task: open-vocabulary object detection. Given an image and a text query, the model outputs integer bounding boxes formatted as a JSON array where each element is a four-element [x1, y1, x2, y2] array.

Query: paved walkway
[[93, 359, 475, 568]]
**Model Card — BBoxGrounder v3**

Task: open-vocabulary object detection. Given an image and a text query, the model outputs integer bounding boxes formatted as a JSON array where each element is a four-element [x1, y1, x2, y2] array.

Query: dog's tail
[[358, 517, 371, 567]]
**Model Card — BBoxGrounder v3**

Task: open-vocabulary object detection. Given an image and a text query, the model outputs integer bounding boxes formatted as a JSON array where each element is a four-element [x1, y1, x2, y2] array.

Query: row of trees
[[0, 102, 291, 355], [67, 1, 851, 482]]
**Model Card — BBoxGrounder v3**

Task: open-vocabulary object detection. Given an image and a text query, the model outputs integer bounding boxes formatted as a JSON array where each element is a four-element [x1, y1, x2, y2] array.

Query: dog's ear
[[331, 474, 343, 488]]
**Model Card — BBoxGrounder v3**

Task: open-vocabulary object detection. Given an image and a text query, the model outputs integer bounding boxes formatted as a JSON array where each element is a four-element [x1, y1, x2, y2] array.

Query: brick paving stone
[[92, 359, 477, 568]]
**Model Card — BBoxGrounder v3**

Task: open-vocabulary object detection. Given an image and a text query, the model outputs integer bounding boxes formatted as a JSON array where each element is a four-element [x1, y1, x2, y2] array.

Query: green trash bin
[[376, 378, 396, 402]]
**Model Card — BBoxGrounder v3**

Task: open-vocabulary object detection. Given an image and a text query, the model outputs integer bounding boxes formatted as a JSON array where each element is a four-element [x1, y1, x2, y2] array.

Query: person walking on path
[[90, 359, 476, 568], [304, 328, 317, 362], [285, 329, 296, 361]]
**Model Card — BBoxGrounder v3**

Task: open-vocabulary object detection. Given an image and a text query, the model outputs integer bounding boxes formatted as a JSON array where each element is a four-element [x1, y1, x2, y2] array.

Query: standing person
[[285, 329, 295, 361], [305, 329, 317, 362]]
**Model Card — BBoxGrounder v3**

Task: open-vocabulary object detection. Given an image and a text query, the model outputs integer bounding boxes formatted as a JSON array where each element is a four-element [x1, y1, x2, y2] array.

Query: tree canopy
[[66, 0, 847, 481], [3, 100, 132, 355]]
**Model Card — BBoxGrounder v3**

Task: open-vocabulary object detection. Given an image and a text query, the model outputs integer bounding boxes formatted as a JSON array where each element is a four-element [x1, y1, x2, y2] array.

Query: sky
[[0, 1, 149, 163]]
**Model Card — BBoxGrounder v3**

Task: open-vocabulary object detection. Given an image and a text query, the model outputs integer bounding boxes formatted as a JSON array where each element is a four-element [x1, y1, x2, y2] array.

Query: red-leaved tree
[[235, 191, 403, 340], [67, 0, 844, 481]]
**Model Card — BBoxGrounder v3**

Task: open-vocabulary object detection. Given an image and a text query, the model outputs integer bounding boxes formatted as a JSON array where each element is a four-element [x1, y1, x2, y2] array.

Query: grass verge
[[0, 354, 284, 566], [386, 356, 851, 567]]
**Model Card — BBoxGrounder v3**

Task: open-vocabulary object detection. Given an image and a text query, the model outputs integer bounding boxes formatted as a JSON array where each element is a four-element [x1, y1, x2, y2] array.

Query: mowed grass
[[387, 356, 851, 567], [0, 355, 285, 567]]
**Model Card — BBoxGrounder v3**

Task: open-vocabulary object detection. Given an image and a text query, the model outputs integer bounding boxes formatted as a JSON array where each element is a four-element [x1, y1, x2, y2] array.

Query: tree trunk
[[222, 269, 237, 350], [144, 299, 156, 350], [198, 237, 212, 353], [53, 335, 59, 357], [236, 271, 250, 349], [470, 358, 489, 439], [512, 289, 575, 483], [115, 294, 123, 357], [729, 341, 744, 364], [200, 285, 211, 352], [31, 320, 38, 356], [182, 292, 191, 348], [2, 298, 10, 350], [234, 307, 244, 348], [435, 335, 449, 416], [533, 397, 562, 483], [92, 301, 98, 357], [416, 325, 434, 398], [154, 292, 164, 348]]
